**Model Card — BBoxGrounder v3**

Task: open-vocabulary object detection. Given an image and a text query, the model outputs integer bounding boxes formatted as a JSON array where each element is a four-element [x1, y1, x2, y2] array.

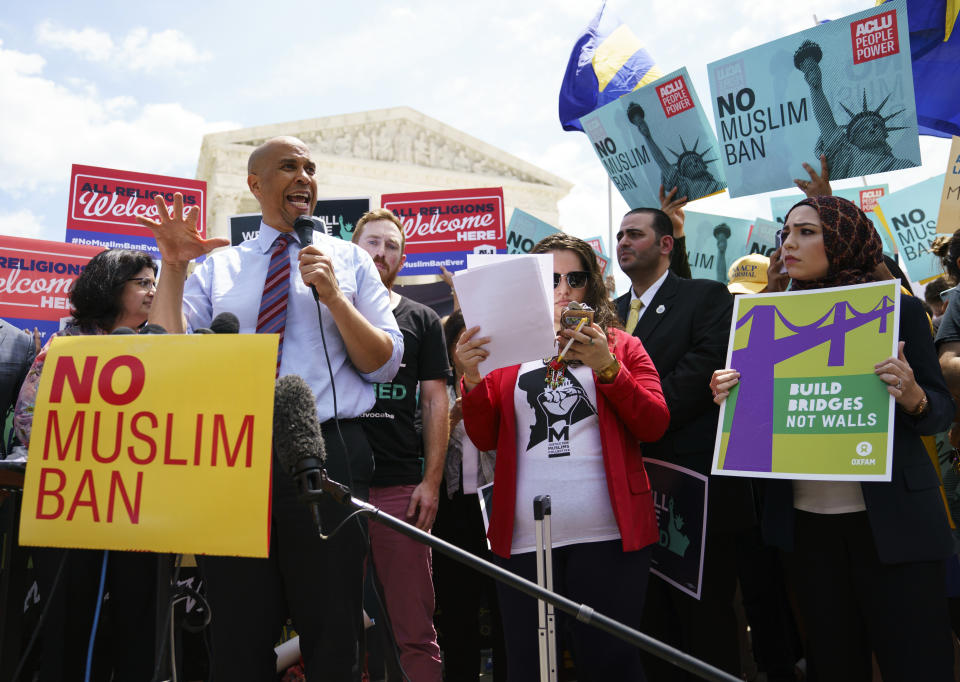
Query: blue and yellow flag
[[558, 2, 663, 132], [880, 0, 960, 137]]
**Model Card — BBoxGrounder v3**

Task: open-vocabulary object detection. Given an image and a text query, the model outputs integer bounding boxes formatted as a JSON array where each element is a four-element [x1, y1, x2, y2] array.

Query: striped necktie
[[625, 299, 644, 335], [257, 232, 297, 376]]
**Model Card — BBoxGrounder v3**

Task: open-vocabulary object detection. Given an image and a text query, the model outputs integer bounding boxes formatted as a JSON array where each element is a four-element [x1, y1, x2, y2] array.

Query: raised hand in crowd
[[793, 153, 831, 197], [440, 265, 460, 311], [659, 184, 688, 239], [136, 192, 229, 264]]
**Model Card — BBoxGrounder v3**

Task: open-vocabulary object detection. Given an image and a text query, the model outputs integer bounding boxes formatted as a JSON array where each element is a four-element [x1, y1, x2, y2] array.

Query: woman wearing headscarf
[[14, 249, 159, 681], [711, 196, 954, 681]]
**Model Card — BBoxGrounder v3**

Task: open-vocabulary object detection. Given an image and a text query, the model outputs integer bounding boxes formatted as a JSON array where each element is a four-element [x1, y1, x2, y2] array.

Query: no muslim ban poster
[[873, 175, 945, 284], [707, 0, 920, 197], [713, 281, 899, 481], [580, 67, 726, 209], [19, 334, 278, 557]]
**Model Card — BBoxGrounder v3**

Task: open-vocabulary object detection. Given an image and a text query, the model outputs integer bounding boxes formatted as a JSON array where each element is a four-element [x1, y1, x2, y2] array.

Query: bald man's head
[[247, 136, 310, 174], [246, 136, 317, 231]]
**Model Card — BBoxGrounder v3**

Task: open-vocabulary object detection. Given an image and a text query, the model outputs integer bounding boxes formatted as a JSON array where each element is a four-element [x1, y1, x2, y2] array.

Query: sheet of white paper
[[465, 253, 554, 322], [454, 255, 556, 374]]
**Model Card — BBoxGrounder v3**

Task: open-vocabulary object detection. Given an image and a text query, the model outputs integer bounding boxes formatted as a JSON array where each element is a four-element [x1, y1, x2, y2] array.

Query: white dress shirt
[[629, 268, 670, 322], [182, 221, 403, 421]]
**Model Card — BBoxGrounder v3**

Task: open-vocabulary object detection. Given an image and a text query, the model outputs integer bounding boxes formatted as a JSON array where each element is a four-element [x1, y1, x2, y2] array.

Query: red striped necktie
[[257, 232, 297, 376]]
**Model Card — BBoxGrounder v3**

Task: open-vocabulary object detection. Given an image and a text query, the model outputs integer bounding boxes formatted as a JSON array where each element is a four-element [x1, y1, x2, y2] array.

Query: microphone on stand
[[140, 323, 167, 335], [194, 312, 240, 335], [210, 312, 239, 334], [293, 216, 323, 302], [111, 327, 137, 335], [272, 374, 327, 535]]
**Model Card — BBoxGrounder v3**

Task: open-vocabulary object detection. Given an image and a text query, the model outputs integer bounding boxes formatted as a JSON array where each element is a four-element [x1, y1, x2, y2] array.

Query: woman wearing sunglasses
[[455, 233, 669, 680]]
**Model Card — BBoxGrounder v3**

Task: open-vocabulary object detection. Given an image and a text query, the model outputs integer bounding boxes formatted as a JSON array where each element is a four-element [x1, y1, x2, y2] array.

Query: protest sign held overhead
[[746, 217, 780, 257], [936, 136, 960, 234], [506, 209, 561, 254], [713, 281, 899, 481], [770, 185, 894, 256], [67, 164, 207, 259], [0, 236, 104, 341], [683, 211, 752, 282], [873, 175, 944, 283], [19, 334, 277, 557], [708, 0, 920, 198], [580, 67, 726, 208], [381, 187, 506, 276]]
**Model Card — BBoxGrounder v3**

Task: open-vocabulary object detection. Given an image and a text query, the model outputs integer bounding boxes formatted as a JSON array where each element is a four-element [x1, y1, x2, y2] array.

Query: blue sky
[[0, 0, 951, 276]]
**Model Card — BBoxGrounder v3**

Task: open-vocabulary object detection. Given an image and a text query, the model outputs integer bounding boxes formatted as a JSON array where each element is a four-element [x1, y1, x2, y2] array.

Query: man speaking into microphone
[[138, 136, 403, 681]]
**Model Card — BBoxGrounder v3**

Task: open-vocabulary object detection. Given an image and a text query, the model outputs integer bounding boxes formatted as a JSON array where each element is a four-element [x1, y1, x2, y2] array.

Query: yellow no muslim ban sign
[[19, 334, 278, 557]]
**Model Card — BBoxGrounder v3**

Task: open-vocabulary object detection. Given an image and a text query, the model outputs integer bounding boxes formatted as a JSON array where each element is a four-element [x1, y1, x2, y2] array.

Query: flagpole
[[607, 177, 613, 258]]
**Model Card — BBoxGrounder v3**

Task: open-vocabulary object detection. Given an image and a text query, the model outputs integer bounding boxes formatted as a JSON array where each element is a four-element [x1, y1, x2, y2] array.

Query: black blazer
[[616, 271, 754, 530], [762, 295, 955, 564]]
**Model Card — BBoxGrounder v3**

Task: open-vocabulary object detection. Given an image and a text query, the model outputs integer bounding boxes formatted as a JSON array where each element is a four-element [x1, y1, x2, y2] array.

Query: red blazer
[[462, 328, 669, 558]]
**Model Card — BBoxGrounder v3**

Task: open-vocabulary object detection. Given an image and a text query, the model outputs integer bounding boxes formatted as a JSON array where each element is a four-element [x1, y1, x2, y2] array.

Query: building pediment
[[198, 107, 571, 191]]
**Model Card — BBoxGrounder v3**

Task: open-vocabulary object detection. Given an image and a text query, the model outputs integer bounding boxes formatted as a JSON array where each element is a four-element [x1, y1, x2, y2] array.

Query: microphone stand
[[308, 471, 740, 682]]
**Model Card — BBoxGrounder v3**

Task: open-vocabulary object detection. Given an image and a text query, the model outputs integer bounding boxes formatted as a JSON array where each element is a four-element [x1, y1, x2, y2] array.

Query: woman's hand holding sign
[[710, 369, 741, 405]]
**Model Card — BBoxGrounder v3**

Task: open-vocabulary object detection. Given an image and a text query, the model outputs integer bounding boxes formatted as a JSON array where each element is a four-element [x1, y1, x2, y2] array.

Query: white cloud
[[34, 21, 210, 72], [0, 208, 50, 239], [0, 39, 238, 243], [35, 21, 113, 62]]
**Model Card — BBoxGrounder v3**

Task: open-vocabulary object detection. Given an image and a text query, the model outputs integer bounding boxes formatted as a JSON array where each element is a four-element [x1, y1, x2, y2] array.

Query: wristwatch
[[595, 358, 621, 384]]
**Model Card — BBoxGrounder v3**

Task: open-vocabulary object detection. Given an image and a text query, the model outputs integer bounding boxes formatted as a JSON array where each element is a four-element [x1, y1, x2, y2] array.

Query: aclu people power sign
[[713, 281, 899, 481], [381, 187, 506, 276], [580, 67, 726, 209], [708, 0, 920, 198]]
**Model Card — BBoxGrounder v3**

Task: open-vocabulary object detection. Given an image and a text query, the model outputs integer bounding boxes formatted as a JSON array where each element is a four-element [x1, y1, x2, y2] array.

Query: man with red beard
[[353, 209, 449, 681]]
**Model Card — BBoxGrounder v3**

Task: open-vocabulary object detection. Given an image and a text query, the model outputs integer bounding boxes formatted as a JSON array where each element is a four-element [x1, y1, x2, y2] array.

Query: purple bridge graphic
[[724, 294, 896, 472]]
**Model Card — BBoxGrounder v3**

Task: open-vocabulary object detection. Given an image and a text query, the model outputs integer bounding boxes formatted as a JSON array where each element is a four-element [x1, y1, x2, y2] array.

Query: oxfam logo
[[855, 441, 873, 457]]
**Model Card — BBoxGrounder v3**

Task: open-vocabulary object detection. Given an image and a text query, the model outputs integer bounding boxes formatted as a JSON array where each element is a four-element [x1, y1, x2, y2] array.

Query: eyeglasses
[[127, 277, 157, 290], [553, 271, 589, 289]]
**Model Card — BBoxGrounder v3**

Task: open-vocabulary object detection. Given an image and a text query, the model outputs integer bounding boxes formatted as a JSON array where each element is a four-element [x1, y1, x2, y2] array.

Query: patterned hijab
[[785, 195, 883, 290]]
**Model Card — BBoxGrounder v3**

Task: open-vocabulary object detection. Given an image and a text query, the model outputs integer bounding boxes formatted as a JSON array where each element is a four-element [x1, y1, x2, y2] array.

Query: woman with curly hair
[[14, 248, 159, 681], [455, 233, 669, 680]]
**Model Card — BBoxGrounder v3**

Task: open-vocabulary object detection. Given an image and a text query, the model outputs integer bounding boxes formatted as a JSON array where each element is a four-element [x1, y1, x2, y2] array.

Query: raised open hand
[[136, 193, 229, 264]]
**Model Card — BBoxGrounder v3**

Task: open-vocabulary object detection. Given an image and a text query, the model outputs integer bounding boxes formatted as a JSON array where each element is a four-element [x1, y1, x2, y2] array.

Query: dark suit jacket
[[762, 295, 955, 564], [616, 271, 754, 530]]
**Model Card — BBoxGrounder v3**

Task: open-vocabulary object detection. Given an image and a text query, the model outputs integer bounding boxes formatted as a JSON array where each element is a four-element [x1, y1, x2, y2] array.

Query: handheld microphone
[[140, 323, 167, 335], [293, 215, 322, 247], [111, 327, 137, 335], [293, 216, 322, 302], [273, 375, 327, 534]]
